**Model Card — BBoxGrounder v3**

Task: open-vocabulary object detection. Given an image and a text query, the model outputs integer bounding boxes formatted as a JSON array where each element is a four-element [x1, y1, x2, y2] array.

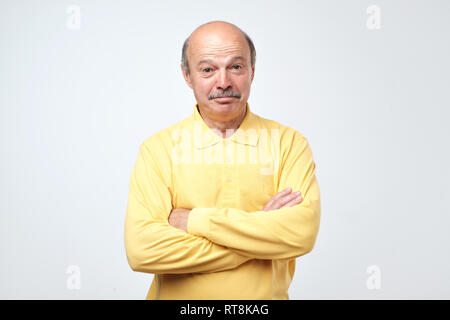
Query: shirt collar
[[192, 102, 261, 149]]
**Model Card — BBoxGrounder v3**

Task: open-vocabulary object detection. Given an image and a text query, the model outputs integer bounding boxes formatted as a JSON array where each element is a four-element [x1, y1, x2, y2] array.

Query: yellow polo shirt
[[124, 103, 321, 300]]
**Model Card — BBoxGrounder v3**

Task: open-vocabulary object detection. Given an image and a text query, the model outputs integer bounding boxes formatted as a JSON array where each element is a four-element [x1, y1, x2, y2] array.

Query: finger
[[267, 192, 300, 211], [282, 194, 303, 208], [263, 187, 291, 209], [271, 187, 292, 202], [267, 193, 298, 211], [278, 191, 301, 206]]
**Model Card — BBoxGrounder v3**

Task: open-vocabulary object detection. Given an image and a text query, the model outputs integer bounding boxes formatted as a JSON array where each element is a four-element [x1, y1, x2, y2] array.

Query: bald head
[[181, 21, 256, 75]]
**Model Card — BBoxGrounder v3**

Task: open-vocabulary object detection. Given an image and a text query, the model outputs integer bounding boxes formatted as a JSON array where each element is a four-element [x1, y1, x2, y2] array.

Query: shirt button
[[227, 177, 232, 183]]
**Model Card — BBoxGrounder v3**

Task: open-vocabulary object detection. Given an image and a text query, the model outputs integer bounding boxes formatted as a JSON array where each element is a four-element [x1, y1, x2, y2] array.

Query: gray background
[[1, 0, 449, 299]]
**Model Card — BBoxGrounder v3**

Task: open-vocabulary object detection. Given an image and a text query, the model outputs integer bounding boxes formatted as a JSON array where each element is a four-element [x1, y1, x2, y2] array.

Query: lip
[[213, 97, 237, 103]]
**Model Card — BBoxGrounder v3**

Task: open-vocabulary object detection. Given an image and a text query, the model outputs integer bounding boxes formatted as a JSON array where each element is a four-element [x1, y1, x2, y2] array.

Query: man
[[124, 21, 321, 300]]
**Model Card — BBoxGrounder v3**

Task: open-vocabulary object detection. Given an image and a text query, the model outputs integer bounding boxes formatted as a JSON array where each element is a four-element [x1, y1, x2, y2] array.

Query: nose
[[216, 68, 232, 91]]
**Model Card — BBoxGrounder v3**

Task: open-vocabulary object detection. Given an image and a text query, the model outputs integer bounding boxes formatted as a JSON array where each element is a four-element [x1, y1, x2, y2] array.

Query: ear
[[181, 64, 193, 89], [250, 66, 255, 82]]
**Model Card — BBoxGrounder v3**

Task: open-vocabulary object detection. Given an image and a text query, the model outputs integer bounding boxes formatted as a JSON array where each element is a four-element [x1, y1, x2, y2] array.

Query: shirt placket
[[221, 139, 239, 207]]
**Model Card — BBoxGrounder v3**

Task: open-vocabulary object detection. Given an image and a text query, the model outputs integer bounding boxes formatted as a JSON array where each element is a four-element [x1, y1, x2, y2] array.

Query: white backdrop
[[1, 0, 449, 299]]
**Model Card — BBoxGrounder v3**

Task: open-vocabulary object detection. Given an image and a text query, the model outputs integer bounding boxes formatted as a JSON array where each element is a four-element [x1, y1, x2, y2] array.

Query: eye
[[202, 67, 212, 73], [232, 65, 242, 70]]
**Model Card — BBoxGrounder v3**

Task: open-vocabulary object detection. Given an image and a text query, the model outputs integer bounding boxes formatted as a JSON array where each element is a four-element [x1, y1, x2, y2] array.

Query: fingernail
[[285, 187, 291, 192], [294, 191, 301, 195]]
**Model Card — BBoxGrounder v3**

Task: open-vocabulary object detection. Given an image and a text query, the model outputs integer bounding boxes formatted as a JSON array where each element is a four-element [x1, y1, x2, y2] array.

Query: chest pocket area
[[238, 164, 275, 211], [260, 172, 275, 196]]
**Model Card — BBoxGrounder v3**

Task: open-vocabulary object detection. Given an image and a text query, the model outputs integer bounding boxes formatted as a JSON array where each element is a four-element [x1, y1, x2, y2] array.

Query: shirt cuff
[[187, 208, 211, 237]]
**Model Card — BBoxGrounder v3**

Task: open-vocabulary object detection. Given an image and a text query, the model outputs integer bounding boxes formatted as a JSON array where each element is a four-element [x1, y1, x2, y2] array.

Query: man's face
[[182, 26, 255, 122]]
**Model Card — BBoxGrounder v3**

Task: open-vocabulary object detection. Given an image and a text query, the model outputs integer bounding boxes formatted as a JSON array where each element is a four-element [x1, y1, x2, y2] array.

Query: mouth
[[213, 97, 238, 103]]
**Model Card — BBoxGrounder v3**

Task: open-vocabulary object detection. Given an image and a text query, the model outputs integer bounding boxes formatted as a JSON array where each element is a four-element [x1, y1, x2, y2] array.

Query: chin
[[210, 100, 242, 113]]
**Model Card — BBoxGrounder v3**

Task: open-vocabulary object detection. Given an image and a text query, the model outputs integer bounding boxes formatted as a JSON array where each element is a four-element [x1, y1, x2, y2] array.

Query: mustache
[[208, 91, 241, 100]]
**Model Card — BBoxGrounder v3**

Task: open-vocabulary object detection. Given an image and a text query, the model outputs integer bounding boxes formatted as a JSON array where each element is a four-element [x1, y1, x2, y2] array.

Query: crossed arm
[[124, 135, 321, 274], [168, 186, 302, 231]]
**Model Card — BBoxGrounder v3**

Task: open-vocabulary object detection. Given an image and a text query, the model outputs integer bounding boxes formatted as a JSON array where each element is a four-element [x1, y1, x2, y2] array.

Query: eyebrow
[[197, 56, 247, 66]]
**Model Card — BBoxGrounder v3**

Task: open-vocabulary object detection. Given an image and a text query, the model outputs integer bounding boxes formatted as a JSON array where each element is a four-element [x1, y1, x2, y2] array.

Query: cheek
[[194, 79, 215, 96], [234, 76, 252, 94]]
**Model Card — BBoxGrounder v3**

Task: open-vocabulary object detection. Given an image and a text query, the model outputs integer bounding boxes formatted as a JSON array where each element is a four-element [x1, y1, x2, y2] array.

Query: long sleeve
[[124, 140, 252, 275], [187, 133, 321, 260]]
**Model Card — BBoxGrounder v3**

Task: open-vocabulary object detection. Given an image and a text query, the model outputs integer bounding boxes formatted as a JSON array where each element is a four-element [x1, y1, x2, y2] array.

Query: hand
[[262, 187, 303, 212], [168, 208, 191, 231]]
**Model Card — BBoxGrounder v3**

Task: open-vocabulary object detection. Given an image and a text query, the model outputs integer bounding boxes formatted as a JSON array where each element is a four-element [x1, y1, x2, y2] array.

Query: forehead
[[188, 31, 250, 63]]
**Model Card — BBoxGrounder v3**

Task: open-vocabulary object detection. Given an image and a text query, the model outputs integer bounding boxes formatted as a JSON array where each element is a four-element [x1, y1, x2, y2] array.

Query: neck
[[198, 104, 247, 138]]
